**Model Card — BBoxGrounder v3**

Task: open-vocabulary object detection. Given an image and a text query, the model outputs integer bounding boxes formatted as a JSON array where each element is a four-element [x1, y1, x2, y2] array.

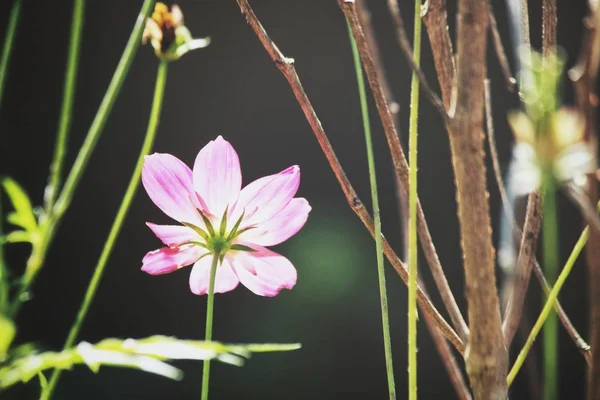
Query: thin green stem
[[542, 176, 559, 400], [44, 0, 86, 211], [7, 0, 155, 318], [346, 20, 396, 400], [40, 59, 168, 400], [408, 1, 422, 399], [0, 0, 22, 115], [201, 254, 219, 400], [507, 199, 599, 386]]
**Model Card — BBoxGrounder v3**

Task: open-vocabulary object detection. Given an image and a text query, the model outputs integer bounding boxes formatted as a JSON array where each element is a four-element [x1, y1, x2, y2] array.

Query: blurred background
[[0, 0, 593, 398]]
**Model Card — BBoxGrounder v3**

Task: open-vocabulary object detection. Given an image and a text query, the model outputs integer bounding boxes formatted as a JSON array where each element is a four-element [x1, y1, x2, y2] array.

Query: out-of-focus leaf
[[0, 336, 302, 389], [1, 178, 37, 232], [2, 231, 31, 244], [0, 315, 15, 357]]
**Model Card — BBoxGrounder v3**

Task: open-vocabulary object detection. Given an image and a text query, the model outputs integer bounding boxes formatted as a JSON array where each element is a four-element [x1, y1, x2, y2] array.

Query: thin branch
[[451, 0, 508, 396], [488, 4, 517, 92], [385, 0, 449, 122], [502, 191, 542, 347], [340, 0, 469, 341], [422, 0, 455, 109], [485, 83, 592, 363], [235, 0, 465, 355], [542, 0, 557, 56], [355, 0, 408, 259]]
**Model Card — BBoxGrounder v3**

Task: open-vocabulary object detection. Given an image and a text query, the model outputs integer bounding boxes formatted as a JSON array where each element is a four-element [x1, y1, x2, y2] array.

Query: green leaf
[[0, 336, 302, 389], [1, 178, 37, 232], [0, 314, 15, 357], [2, 231, 31, 244]]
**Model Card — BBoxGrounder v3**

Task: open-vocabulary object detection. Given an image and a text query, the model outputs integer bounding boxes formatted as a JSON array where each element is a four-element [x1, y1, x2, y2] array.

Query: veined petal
[[141, 245, 204, 275], [142, 153, 203, 225], [189, 256, 240, 295], [233, 165, 300, 227], [238, 198, 311, 246], [193, 136, 242, 218], [229, 243, 297, 297], [146, 223, 199, 247]]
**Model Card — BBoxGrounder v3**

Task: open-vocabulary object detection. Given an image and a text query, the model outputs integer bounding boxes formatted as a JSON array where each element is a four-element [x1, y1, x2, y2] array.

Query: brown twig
[[542, 0, 557, 56], [340, 1, 469, 341], [422, 0, 455, 110], [420, 278, 473, 400], [568, 1, 600, 397], [355, 0, 408, 259], [450, 0, 508, 397], [385, 0, 449, 122], [502, 191, 542, 346], [235, 0, 465, 355], [488, 4, 517, 92]]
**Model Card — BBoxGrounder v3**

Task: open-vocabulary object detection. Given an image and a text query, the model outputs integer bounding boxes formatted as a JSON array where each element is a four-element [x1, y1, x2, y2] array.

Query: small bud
[[142, 3, 210, 61]]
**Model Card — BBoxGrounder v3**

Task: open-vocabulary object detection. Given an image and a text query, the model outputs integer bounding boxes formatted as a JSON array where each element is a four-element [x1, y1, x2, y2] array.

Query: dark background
[[0, 0, 593, 398]]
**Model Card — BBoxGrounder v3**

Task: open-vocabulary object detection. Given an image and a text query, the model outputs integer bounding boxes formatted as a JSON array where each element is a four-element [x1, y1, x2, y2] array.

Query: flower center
[[207, 235, 230, 255]]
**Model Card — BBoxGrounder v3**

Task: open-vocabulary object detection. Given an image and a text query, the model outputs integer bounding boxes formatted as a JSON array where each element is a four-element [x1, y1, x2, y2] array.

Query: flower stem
[[201, 254, 220, 400], [542, 175, 559, 400], [40, 59, 168, 400], [7, 0, 155, 318], [0, 0, 21, 116], [507, 199, 599, 386], [346, 20, 396, 400], [408, 1, 422, 399], [44, 0, 86, 211]]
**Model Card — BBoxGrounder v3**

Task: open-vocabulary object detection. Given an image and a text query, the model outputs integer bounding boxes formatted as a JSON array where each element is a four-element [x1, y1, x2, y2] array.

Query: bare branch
[[488, 4, 517, 92], [235, 0, 465, 355], [385, 0, 449, 121], [451, 0, 508, 396], [422, 0, 456, 109], [340, 0, 469, 341]]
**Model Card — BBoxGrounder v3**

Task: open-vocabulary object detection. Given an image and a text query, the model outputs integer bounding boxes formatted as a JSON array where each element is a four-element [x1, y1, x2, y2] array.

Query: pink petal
[[189, 256, 240, 295], [141, 245, 205, 275], [238, 198, 311, 246], [142, 153, 203, 225], [229, 243, 297, 297], [232, 165, 300, 227], [146, 223, 198, 247], [193, 136, 242, 218]]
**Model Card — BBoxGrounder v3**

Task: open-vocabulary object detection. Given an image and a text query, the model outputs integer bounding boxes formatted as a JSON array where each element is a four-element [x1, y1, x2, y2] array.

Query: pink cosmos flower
[[140, 136, 310, 297]]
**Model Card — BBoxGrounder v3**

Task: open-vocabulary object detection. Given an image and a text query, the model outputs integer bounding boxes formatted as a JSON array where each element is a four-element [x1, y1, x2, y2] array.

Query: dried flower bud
[[142, 3, 210, 61]]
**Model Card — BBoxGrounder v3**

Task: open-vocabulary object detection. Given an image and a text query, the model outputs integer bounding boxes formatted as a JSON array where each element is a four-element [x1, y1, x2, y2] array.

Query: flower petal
[[229, 244, 297, 297], [233, 165, 300, 227], [193, 136, 242, 218], [142, 153, 203, 225], [238, 198, 311, 246], [141, 245, 204, 275], [189, 256, 240, 295], [146, 223, 198, 247]]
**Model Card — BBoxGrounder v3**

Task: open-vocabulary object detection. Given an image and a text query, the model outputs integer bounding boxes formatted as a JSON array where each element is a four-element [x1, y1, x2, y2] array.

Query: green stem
[[7, 0, 155, 318], [408, 1, 422, 399], [0, 0, 21, 115], [201, 254, 219, 400], [44, 0, 86, 211], [542, 176, 559, 400], [346, 20, 396, 400], [40, 59, 168, 400], [507, 200, 599, 386]]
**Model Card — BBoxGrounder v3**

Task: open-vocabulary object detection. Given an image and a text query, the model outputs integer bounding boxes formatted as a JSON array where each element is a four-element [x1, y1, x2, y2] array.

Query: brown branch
[[385, 0, 449, 122], [340, 1, 469, 341], [542, 0, 557, 56], [355, 0, 408, 259], [502, 191, 542, 346], [235, 0, 465, 355], [451, 0, 508, 397], [420, 278, 473, 400], [485, 81, 592, 363], [422, 0, 455, 110], [488, 4, 517, 92]]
